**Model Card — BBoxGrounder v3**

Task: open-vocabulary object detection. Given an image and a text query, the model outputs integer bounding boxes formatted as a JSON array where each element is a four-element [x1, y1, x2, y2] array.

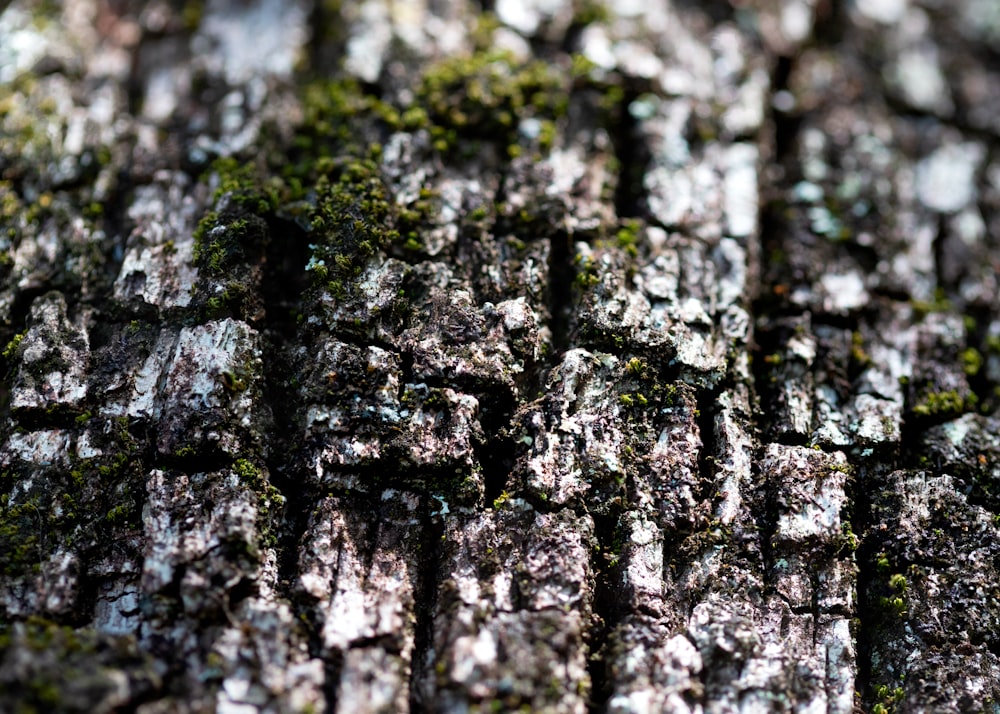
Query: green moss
[[190, 45, 605, 307], [625, 357, 646, 377], [618, 392, 648, 409], [2, 330, 25, 361], [912, 390, 969, 418], [415, 50, 569, 154], [0, 181, 22, 226], [910, 292, 952, 319], [960, 347, 983, 376], [573, 0, 611, 26], [492, 490, 511, 510], [209, 157, 277, 211], [0, 496, 43, 576], [220, 369, 248, 392], [183, 34, 621, 312], [83, 201, 103, 220], [851, 331, 871, 368], [573, 254, 599, 288], [290, 79, 414, 186], [839, 523, 858, 553], [537, 119, 557, 151], [104, 504, 129, 523], [5, 416, 146, 568], [234, 458, 261, 484], [306, 159, 392, 289], [872, 684, 905, 714], [191, 158, 279, 284], [232, 458, 283, 547], [181, 0, 204, 30], [614, 219, 641, 258], [878, 595, 906, 616]]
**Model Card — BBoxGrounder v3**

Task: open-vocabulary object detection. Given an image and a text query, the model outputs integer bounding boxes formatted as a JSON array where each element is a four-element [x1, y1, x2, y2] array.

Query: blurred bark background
[[2, 0, 1000, 711]]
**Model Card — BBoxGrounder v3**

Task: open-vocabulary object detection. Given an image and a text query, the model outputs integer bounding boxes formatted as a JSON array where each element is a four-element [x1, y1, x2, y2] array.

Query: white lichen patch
[[195, 0, 308, 85], [153, 319, 264, 455], [496, 0, 574, 38], [11, 293, 90, 411], [2, 429, 72, 468], [295, 493, 419, 713], [142, 469, 259, 596], [335, 647, 408, 713], [851, 394, 901, 444], [764, 444, 850, 544], [819, 271, 868, 314], [916, 141, 985, 214], [713, 394, 754, 525], [620, 514, 666, 614], [522, 350, 624, 504], [723, 143, 759, 239], [0, 4, 75, 85], [40, 548, 79, 615], [114, 174, 202, 309], [606, 630, 703, 714], [342, 0, 391, 83]]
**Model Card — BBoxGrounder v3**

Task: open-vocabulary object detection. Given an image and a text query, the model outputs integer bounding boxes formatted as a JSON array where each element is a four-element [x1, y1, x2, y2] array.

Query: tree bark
[[2, 0, 1000, 712]]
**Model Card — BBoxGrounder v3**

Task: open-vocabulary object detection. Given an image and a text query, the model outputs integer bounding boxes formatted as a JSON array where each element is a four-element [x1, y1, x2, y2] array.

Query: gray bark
[[2, 0, 1000, 712]]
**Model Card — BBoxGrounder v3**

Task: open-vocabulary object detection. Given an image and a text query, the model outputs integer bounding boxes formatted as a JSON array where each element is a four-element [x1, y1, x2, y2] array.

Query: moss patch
[[912, 390, 971, 418], [0, 618, 160, 712], [0, 417, 142, 581], [415, 50, 569, 154]]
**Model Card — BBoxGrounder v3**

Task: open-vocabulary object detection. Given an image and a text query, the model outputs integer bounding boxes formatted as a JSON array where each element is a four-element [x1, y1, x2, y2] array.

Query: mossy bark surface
[[2, 0, 1000, 712]]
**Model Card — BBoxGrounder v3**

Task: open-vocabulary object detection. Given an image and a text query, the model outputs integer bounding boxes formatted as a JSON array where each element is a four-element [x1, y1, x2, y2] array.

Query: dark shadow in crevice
[[610, 84, 651, 220], [547, 229, 573, 362], [673, 0, 734, 24], [586, 510, 625, 714], [323, 650, 344, 714], [476, 392, 518, 510], [261, 216, 311, 340], [850, 461, 878, 707], [811, 0, 849, 47], [695, 385, 722, 505], [255, 212, 313, 605], [771, 54, 802, 166], [151, 446, 235, 475], [408, 501, 444, 714], [750, 449, 779, 597]]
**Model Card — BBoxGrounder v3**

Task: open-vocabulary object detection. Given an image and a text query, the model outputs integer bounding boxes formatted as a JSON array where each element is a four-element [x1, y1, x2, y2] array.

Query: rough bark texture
[[2, 0, 1000, 712]]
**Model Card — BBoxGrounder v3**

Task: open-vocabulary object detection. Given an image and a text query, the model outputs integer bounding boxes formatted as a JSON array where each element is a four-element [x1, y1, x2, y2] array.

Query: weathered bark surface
[[2, 0, 1000, 712]]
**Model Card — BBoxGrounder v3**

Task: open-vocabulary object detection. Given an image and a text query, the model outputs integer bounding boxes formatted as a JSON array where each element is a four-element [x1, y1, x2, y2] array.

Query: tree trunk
[[2, 0, 999, 712]]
